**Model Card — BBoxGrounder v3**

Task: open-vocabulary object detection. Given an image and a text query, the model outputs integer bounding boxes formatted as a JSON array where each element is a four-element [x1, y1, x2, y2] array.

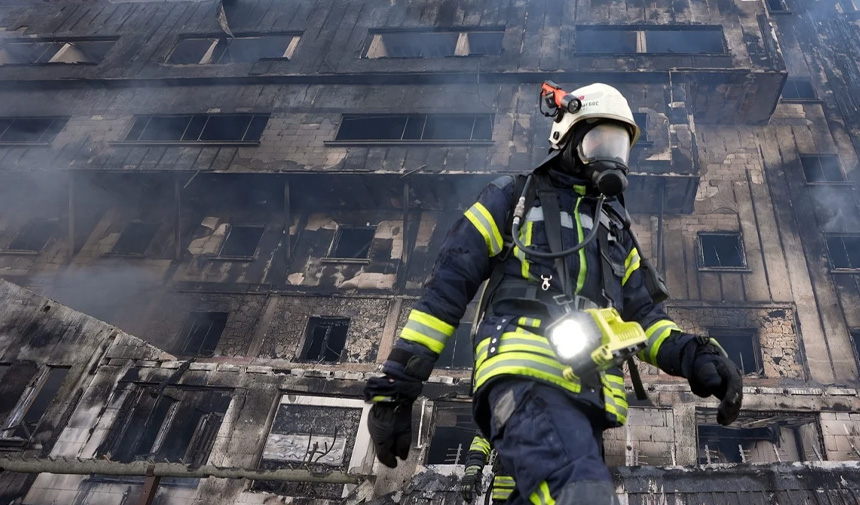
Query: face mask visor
[[576, 123, 632, 166]]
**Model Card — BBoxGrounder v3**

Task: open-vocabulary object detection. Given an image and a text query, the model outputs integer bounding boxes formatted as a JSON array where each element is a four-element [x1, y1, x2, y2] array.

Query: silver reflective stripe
[[476, 356, 567, 383], [404, 319, 449, 347], [475, 336, 555, 357], [604, 392, 628, 420], [525, 207, 575, 229]]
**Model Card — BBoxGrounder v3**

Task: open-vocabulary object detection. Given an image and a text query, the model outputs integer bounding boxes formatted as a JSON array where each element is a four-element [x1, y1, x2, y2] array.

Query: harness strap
[[534, 173, 571, 296]]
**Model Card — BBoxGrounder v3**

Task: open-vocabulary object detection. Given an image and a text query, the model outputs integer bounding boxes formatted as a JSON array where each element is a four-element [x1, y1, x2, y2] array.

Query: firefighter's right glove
[[460, 465, 483, 503], [684, 339, 743, 426], [364, 375, 422, 468]]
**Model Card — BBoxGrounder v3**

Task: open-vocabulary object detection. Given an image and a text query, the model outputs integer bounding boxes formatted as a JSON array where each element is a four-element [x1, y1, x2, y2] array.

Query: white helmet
[[547, 83, 640, 151]]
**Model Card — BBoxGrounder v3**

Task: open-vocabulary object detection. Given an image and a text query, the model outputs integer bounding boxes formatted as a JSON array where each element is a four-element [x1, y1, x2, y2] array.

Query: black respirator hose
[[510, 174, 605, 259]]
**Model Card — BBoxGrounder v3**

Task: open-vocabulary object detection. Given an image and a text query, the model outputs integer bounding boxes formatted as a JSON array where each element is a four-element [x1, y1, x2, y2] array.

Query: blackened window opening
[[576, 26, 725, 54], [466, 31, 504, 55], [825, 235, 860, 270], [708, 329, 762, 376], [782, 78, 816, 100], [699, 232, 746, 268], [0, 364, 9, 384], [103, 386, 230, 464], [112, 222, 159, 255], [437, 323, 473, 369], [852, 331, 860, 367], [180, 312, 228, 357], [0, 39, 115, 65], [576, 28, 638, 53], [301, 317, 349, 362], [168, 35, 298, 64], [633, 113, 648, 143], [645, 28, 725, 53], [335, 114, 493, 142], [765, 0, 789, 12], [219, 225, 265, 258], [697, 413, 821, 464], [330, 227, 375, 259], [427, 404, 476, 464], [7, 219, 58, 252], [0, 117, 67, 143], [125, 114, 269, 143], [801, 155, 844, 182], [9, 366, 69, 440]]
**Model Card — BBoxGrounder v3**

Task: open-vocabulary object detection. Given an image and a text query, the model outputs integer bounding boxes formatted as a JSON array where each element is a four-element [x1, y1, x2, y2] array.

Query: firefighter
[[364, 83, 743, 505], [461, 432, 515, 504]]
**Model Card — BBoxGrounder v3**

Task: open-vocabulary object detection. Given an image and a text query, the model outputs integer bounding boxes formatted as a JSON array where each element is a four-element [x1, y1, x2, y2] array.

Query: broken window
[[801, 155, 844, 183], [218, 225, 264, 259], [178, 312, 228, 357], [825, 235, 860, 270], [100, 385, 230, 464], [708, 328, 763, 376], [0, 117, 67, 143], [765, 0, 789, 12], [365, 29, 503, 58], [328, 226, 375, 259], [254, 395, 368, 498], [111, 221, 159, 256], [782, 78, 816, 100], [697, 410, 822, 464], [0, 39, 115, 65], [699, 232, 746, 269], [852, 330, 860, 367], [2, 366, 69, 441], [6, 219, 58, 252], [576, 26, 725, 54], [124, 114, 269, 143], [167, 34, 300, 64], [437, 306, 476, 369], [301, 317, 349, 363], [427, 402, 476, 464], [335, 114, 493, 142]]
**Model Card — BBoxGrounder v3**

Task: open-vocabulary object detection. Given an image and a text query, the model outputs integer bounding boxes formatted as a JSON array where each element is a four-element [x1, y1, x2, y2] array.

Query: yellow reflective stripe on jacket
[[400, 309, 455, 354], [622, 247, 641, 286], [574, 198, 587, 293], [474, 351, 581, 394], [513, 221, 533, 279], [469, 435, 491, 458], [638, 319, 681, 366], [494, 475, 515, 488], [601, 372, 628, 425], [517, 316, 542, 328], [530, 481, 556, 505], [475, 329, 556, 367], [465, 202, 503, 257]]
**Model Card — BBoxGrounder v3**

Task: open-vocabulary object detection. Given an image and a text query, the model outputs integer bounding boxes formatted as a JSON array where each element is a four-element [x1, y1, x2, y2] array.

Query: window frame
[[1, 218, 59, 255], [328, 113, 495, 146], [299, 316, 350, 363], [217, 224, 266, 260], [364, 27, 505, 59], [707, 327, 764, 378], [800, 154, 846, 184], [106, 221, 160, 257], [824, 234, 860, 272], [0, 37, 117, 66], [781, 77, 817, 102], [697, 231, 749, 271], [115, 113, 270, 147], [764, 0, 791, 14], [426, 402, 477, 466], [178, 311, 229, 357], [576, 25, 727, 55], [1, 365, 70, 442], [323, 225, 377, 263], [164, 32, 301, 65], [0, 116, 68, 145]]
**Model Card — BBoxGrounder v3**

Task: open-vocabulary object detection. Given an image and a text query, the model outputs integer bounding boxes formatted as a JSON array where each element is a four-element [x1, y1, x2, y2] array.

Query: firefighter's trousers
[[486, 379, 620, 505]]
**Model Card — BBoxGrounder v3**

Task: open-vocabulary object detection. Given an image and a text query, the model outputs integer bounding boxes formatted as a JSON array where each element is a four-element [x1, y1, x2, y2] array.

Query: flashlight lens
[[548, 318, 591, 360]]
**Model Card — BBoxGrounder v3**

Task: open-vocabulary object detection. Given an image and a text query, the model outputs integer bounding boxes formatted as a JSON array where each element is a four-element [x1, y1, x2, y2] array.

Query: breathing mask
[[562, 121, 633, 197]]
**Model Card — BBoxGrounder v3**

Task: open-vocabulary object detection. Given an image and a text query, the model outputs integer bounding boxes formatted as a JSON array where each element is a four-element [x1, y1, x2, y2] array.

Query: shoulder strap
[[534, 172, 571, 296]]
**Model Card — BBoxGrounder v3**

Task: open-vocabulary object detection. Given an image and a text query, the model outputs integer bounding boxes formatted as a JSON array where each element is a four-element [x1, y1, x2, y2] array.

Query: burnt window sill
[[831, 269, 860, 274], [102, 252, 148, 258], [320, 257, 370, 264], [110, 141, 260, 147], [781, 98, 821, 104], [325, 140, 494, 147], [804, 181, 853, 187], [0, 250, 41, 256], [160, 58, 289, 67], [209, 256, 256, 262], [0, 142, 51, 147], [0, 62, 99, 67], [697, 267, 752, 273]]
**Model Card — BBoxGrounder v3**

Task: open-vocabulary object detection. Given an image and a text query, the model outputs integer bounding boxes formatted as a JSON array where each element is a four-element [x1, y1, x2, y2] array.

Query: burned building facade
[[0, 0, 859, 503]]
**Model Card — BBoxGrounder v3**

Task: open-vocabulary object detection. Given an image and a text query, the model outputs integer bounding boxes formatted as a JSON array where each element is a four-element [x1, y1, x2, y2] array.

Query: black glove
[[685, 341, 743, 426], [364, 375, 422, 468], [460, 465, 483, 503]]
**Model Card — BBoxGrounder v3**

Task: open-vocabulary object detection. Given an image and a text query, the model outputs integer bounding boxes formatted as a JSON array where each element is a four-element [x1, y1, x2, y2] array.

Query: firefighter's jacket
[[383, 167, 690, 430], [465, 434, 515, 502]]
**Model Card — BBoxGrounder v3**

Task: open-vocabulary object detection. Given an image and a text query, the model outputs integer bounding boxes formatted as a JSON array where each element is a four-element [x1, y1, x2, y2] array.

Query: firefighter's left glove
[[364, 375, 423, 468], [460, 465, 483, 503], [684, 339, 743, 426]]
